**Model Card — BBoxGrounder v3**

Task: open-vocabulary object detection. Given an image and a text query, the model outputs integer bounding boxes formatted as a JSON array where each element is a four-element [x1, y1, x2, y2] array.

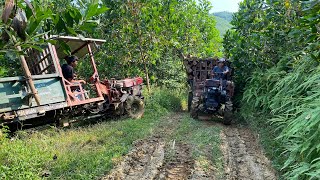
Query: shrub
[[241, 57, 320, 179]]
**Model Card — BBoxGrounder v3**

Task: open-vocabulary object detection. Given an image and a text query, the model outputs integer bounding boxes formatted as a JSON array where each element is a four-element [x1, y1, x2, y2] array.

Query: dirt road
[[221, 126, 277, 180], [103, 113, 276, 180]]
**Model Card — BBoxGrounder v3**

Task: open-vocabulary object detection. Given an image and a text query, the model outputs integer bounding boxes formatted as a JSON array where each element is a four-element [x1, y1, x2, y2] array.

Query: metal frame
[[50, 38, 107, 107], [1, 36, 113, 123]]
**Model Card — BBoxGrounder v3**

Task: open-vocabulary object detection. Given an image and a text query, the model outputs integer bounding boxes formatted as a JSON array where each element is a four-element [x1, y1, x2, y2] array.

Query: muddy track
[[104, 113, 276, 180], [104, 113, 196, 180], [220, 126, 277, 180], [105, 137, 166, 180], [155, 141, 194, 180]]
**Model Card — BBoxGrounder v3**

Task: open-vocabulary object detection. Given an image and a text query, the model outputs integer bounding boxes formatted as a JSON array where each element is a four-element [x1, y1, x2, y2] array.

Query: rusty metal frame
[[50, 40, 106, 107]]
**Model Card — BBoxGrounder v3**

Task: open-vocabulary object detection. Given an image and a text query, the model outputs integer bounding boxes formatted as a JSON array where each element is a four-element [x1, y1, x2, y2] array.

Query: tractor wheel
[[223, 101, 233, 125], [190, 97, 200, 119], [126, 96, 145, 119], [188, 92, 193, 112], [114, 102, 125, 116]]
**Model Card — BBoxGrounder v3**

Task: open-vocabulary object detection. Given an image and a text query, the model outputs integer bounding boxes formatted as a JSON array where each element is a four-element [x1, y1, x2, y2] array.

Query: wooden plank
[[37, 63, 53, 75], [30, 53, 50, 70], [48, 43, 59, 74], [45, 46, 55, 74]]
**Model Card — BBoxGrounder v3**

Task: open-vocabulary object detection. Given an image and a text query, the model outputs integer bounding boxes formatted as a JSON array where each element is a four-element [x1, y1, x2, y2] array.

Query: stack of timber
[[182, 56, 219, 83]]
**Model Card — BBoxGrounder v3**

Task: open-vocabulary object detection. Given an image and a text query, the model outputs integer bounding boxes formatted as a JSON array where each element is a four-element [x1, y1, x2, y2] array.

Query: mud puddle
[[220, 126, 277, 180]]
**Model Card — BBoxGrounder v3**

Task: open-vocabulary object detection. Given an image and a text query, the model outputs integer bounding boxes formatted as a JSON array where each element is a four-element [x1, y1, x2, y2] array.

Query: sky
[[208, 0, 243, 13]]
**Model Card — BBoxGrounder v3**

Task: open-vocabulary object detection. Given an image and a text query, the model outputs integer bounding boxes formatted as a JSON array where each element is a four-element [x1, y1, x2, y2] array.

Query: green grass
[[0, 112, 165, 179], [172, 115, 224, 178], [0, 88, 186, 179], [240, 59, 320, 179]]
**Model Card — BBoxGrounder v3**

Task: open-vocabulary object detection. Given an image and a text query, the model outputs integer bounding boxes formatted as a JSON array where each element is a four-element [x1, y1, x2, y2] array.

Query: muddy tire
[[188, 92, 193, 112], [190, 97, 200, 119], [126, 96, 145, 119], [223, 101, 233, 125], [114, 102, 125, 116]]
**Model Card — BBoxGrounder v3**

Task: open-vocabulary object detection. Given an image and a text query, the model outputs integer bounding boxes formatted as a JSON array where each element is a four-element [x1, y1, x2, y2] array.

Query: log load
[[182, 56, 219, 83]]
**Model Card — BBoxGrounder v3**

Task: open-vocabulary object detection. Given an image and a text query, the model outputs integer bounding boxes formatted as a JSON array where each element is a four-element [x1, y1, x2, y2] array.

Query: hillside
[[213, 11, 233, 22], [212, 11, 233, 37], [214, 16, 232, 37]]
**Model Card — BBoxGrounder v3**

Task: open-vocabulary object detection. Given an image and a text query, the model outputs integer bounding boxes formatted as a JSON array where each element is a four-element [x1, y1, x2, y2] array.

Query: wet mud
[[104, 114, 277, 180]]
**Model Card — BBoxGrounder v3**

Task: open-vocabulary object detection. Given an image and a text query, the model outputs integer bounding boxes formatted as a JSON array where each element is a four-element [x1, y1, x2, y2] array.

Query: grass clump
[[172, 114, 224, 178], [145, 87, 188, 112], [0, 88, 185, 179]]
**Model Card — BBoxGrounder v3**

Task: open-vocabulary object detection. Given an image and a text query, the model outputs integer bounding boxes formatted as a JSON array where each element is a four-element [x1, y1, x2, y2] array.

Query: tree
[[97, 0, 222, 90], [0, 0, 108, 77]]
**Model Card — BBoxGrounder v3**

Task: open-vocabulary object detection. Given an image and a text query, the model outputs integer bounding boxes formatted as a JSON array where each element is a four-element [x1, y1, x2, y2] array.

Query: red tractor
[[0, 36, 145, 127]]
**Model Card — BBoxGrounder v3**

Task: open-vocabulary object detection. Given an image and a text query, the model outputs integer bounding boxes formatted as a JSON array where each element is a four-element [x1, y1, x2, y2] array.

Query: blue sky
[[208, 0, 243, 12]]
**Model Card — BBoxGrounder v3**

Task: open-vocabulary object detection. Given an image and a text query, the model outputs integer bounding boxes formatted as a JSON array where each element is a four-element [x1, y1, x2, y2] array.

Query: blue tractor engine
[[203, 79, 227, 111]]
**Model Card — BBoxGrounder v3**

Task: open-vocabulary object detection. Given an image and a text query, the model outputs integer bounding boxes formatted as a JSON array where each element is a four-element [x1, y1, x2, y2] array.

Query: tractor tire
[[223, 101, 233, 125], [188, 92, 193, 112], [126, 96, 145, 119], [190, 97, 200, 119], [114, 102, 125, 116]]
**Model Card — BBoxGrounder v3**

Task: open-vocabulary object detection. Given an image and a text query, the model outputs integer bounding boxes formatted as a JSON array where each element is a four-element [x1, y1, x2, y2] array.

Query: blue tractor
[[183, 58, 233, 125]]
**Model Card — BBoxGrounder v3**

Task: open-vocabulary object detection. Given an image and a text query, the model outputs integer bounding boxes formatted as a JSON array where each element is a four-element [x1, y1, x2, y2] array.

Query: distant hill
[[213, 11, 233, 23], [212, 11, 233, 37]]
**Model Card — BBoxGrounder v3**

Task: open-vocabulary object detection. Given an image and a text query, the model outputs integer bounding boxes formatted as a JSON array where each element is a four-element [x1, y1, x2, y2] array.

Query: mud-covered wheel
[[190, 97, 200, 119], [126, 96, 145, 119], [114, 102, 125, 116], [223, 101, 233, 125], [188, 92, 193, 112]]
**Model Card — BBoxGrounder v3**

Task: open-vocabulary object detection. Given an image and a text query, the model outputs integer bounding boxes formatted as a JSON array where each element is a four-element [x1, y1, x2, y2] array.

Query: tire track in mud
[[155, 142, 194, 180], [104, 113, 196, 180], [220, 125, 277, 180], [104, 113, 277, 180], [105, 137, 166, 180]]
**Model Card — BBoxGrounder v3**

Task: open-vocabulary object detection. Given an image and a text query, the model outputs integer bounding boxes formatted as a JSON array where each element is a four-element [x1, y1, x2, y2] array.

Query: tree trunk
[[131, 1, 151, 92], [143, 58, 151, 92]]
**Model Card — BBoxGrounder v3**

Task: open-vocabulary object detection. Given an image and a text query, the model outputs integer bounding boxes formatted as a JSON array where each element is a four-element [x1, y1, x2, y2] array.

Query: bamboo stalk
[[17, 45, 41, 106]]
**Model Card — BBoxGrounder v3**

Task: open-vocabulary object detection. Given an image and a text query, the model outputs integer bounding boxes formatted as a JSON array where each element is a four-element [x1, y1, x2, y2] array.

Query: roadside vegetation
[[0, 0, 222, 91], [1, 0, 319, 179], [224, 0, 320, 178], [0, 89, 186, 179]]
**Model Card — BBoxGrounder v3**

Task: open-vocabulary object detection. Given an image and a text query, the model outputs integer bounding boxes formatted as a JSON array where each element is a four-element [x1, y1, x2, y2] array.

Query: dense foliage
[[224, 0, 320, 178], [0, 0, 222, 92], [0, 0, 108, 77], [90, 0, 222, 90]]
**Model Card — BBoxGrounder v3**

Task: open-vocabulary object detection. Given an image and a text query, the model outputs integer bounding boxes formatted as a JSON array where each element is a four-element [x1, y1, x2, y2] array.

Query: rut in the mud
[[155, 142, 194, 180], [104, 113, 277, 180], [104, 113, 196, 180], [105, 137, 166, 180], [220, 126, 277, 180]]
